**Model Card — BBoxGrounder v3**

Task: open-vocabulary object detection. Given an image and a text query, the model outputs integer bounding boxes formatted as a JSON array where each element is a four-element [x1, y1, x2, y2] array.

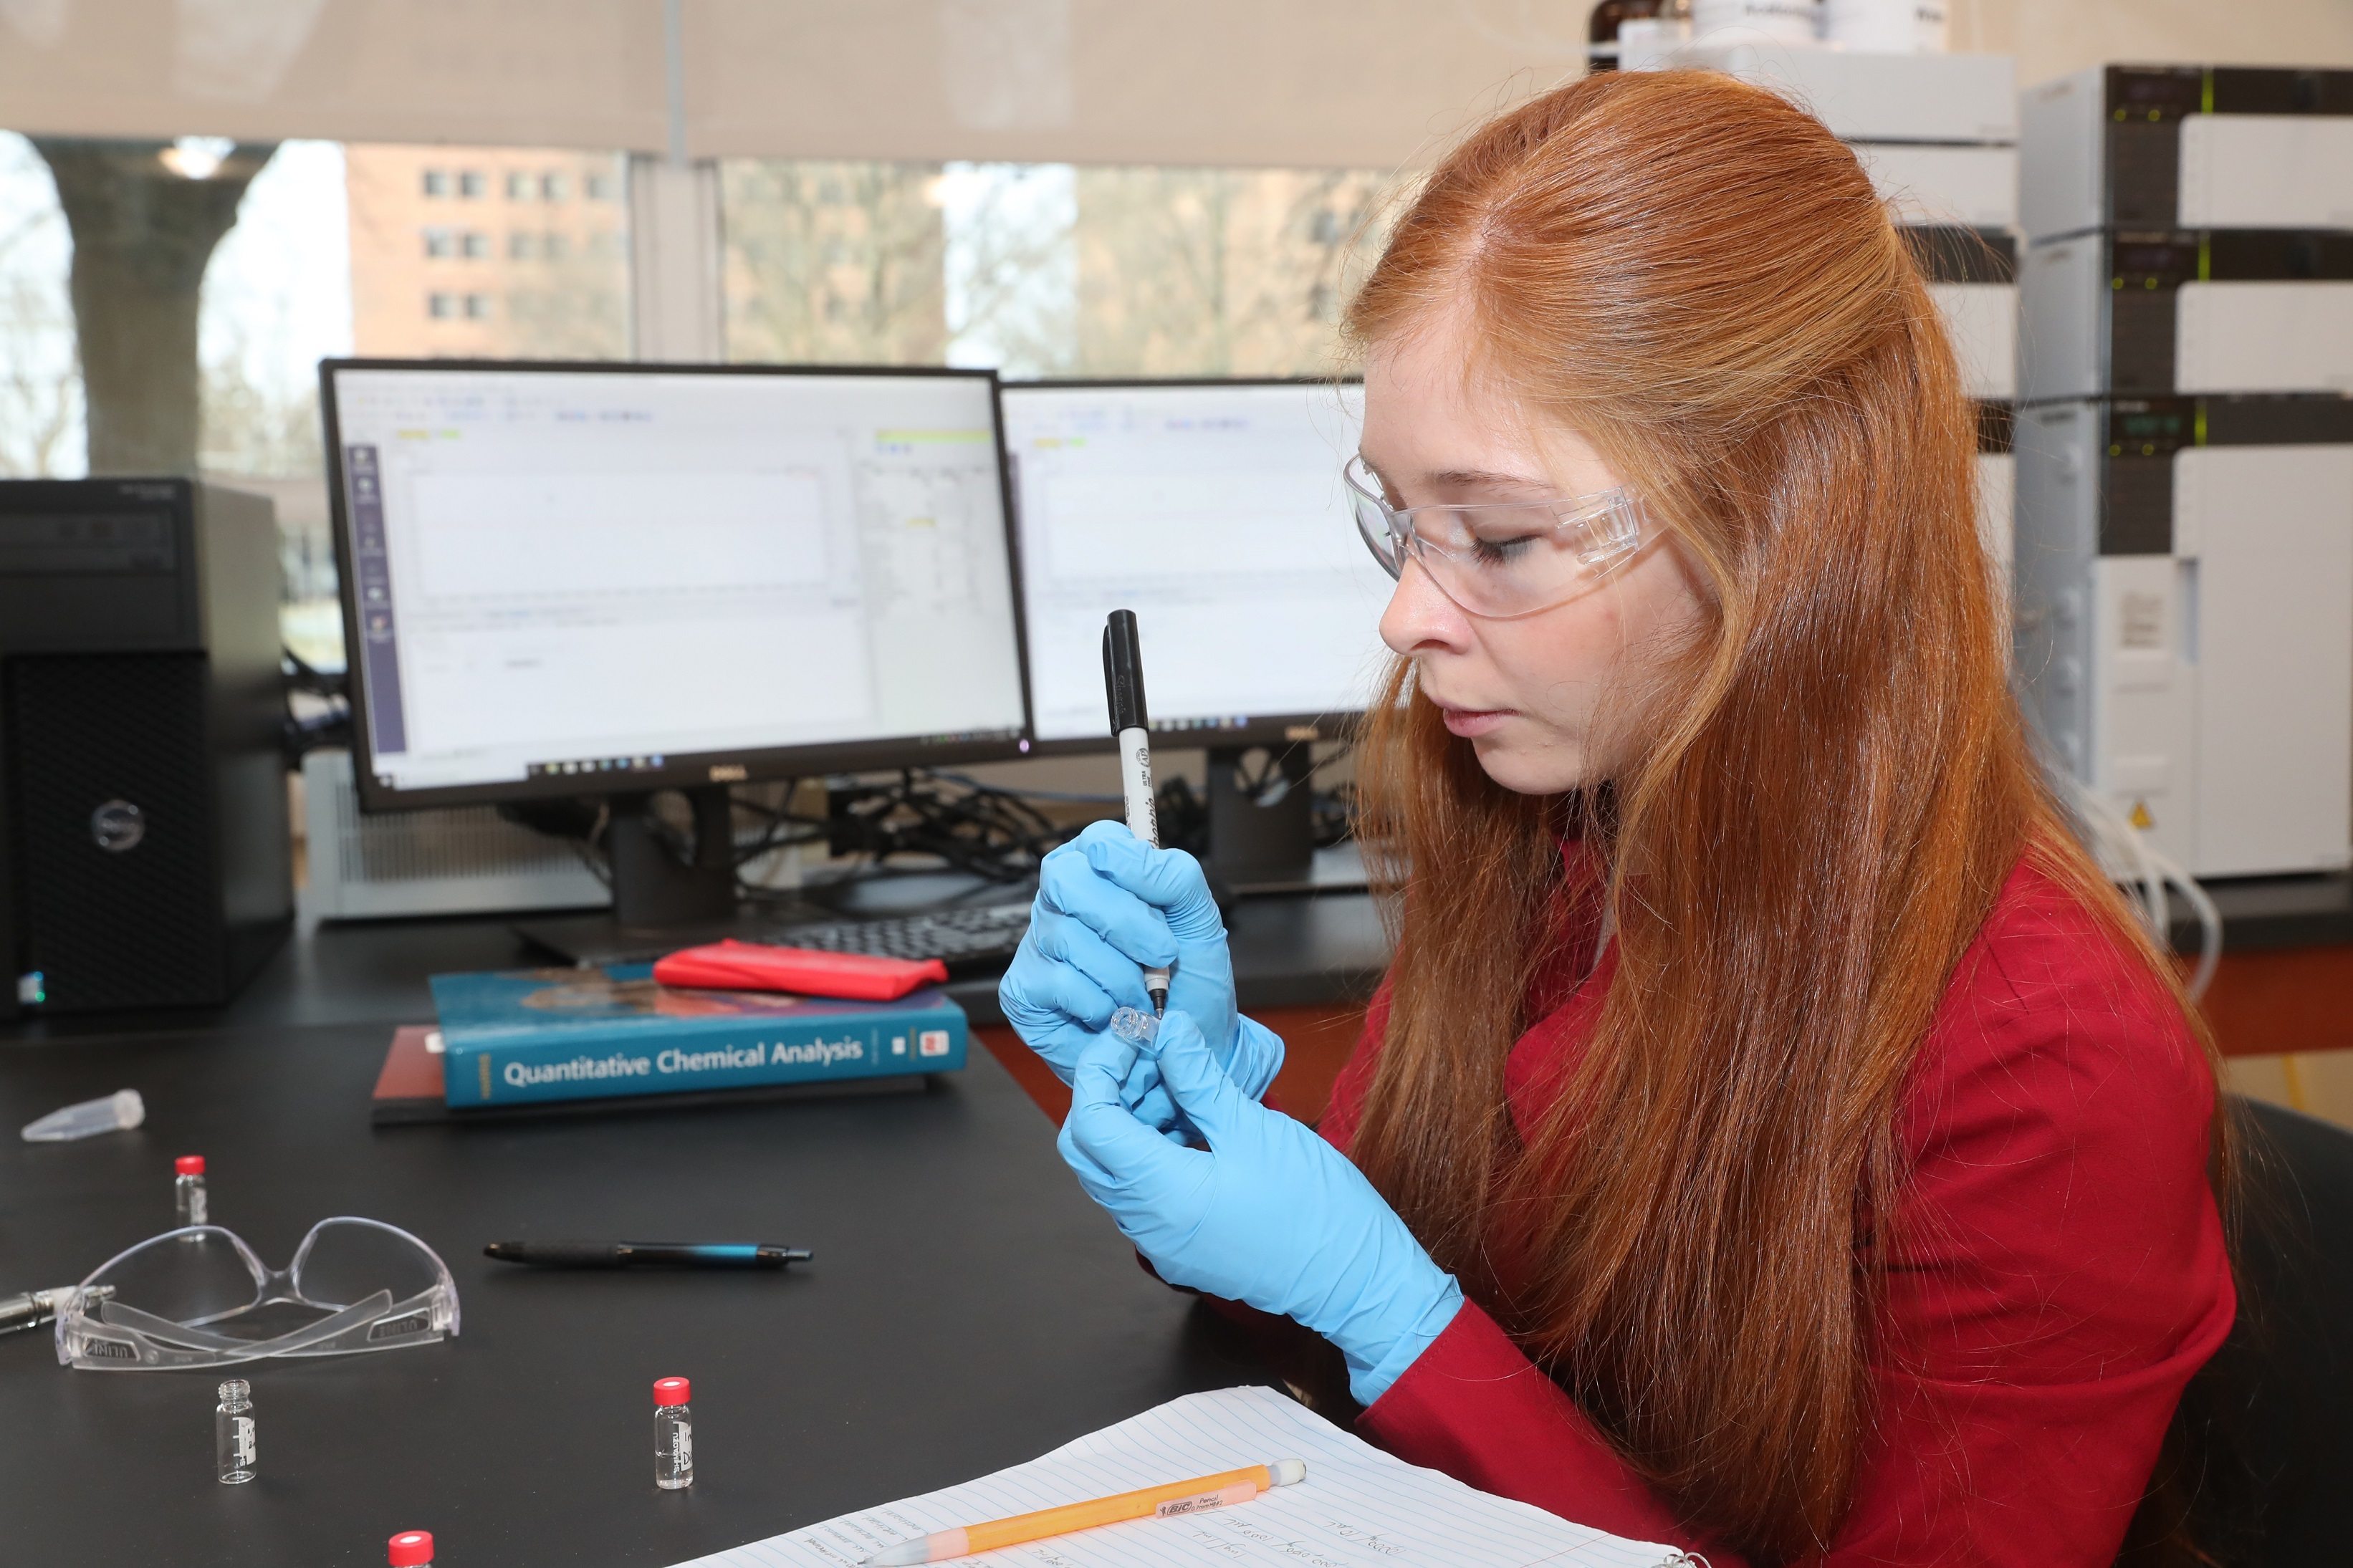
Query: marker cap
[[654, 1376, 691, 1406], [388, 1530, 434, 1566], [1102, 610, 1149, 735], [174, 1155, 205, 1175]]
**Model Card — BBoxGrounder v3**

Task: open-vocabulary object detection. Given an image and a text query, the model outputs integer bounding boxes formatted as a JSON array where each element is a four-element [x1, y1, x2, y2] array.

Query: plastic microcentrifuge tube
[[19, 1088, 144, 1143], [388, 1529, 436, 1567], [175, 1155, 209, 1229], [1108, 1007, 1159, 1046], [653, 1376, 694, 1489], [216, 1380, 257, 1484]]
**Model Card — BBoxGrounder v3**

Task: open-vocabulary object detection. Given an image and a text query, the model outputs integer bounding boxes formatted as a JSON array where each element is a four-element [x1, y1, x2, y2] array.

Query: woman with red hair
[[1002, 68, 2232, 1566]]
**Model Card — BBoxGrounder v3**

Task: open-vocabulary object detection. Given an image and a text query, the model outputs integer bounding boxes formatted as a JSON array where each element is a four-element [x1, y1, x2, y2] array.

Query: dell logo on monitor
[[90, 799, 146, 853]]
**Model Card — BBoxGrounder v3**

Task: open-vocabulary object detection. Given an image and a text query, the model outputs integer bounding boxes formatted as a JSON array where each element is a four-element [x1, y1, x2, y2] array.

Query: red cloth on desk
[[1317, 851, 2235, 1565]]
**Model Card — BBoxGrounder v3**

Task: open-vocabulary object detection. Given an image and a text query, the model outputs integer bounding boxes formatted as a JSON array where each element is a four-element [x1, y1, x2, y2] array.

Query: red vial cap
[[653, 1376, 691, 1406], [175, 1155, 206, 1175], [388, 1530, 433, 1566]]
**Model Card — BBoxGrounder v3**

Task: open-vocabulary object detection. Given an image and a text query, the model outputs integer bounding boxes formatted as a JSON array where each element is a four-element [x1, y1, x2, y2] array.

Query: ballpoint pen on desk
[[862, 1458, 1308, 1566], [1103, 607, 1170, 1015], [483, 1241, 811, 1269], [0, 1284, 113, 1336]]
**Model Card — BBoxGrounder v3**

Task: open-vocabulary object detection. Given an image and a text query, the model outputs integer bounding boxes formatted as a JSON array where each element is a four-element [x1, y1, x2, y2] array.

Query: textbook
[[429, 963, 967, 1109], [672, 1384, 1682, 1568]]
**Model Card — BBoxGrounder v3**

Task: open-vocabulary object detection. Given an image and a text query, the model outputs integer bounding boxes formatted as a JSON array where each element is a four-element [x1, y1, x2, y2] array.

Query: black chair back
[[2177, 1097, 2353, 1565]]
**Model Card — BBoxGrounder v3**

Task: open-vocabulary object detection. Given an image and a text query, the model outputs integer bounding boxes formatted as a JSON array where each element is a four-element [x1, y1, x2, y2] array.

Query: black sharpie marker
[[1103, 608, 1170, 1015]]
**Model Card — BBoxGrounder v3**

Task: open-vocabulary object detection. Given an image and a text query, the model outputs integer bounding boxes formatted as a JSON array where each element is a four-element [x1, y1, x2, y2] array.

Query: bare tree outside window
[[0, 134, 82, 477], [1070, 166, 1398, 377], [720, 158, 1402, 380], [722, 160, 950, 366]]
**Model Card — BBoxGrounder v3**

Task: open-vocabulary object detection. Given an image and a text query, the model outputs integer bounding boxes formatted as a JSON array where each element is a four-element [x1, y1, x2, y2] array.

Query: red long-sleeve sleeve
[[1318, 859, 2235, 1564]]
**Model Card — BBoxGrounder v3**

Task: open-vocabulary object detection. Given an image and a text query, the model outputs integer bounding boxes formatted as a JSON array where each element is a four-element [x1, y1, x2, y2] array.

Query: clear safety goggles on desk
[[56, 1218, 459, 1371]]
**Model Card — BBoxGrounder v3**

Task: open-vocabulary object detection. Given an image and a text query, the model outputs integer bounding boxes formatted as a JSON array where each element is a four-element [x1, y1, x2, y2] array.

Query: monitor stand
[[513, 787, 768, 966], [1202, 746, 1367, 898], [509, 787, 1033, 967]]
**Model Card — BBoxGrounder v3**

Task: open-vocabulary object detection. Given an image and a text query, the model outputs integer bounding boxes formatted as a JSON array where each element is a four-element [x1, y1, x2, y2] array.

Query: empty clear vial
[[216, 1379, 257, 1484], [175, 1155, 208, 1229], [653, 1376, 694, 1489]]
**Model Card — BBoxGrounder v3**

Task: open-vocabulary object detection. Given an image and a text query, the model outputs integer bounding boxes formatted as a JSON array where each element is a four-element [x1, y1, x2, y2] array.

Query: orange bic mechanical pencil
[[861, 1458, 1308, 1565]]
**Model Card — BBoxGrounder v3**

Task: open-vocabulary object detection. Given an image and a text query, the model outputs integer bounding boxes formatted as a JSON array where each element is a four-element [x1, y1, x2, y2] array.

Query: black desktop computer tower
[[0, 479, 292, 1015]]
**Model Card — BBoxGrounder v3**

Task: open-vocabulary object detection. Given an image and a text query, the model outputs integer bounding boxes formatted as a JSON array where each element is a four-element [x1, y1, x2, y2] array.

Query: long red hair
[[1343, 70, 2223, 1561]]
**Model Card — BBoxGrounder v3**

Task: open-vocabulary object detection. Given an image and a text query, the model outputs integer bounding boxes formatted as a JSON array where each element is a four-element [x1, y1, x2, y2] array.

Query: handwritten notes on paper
[[674, 1385, 1679, 1568]]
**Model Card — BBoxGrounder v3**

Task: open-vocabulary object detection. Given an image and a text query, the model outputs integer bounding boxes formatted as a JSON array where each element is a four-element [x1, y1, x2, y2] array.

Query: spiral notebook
[[673, 1384, 1684, 1568]]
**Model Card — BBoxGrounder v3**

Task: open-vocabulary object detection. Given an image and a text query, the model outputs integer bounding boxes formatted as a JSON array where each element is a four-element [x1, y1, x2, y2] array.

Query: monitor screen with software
[[1002, 379, 1392, 751], [324, 361, 1031, 812]]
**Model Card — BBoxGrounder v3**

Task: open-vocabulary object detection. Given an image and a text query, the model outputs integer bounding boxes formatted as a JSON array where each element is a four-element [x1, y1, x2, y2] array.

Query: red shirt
[[1318, 852, 2234, 1565]]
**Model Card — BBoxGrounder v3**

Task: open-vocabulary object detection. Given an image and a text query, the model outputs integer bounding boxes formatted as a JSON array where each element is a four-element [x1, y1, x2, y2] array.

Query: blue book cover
[[431, 964, 967, 1108]]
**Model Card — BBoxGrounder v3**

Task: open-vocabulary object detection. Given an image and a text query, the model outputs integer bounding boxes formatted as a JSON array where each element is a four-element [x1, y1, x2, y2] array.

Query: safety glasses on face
[[1342, 453, 1645, 618], [55, 1218, 459, 1371]]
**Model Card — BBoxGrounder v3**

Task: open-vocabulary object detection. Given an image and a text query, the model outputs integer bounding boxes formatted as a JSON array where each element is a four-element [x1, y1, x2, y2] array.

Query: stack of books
[[371, 962, 967, 1123]]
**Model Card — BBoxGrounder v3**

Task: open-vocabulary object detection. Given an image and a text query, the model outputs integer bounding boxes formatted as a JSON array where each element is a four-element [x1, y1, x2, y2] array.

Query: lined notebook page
[[676, 1384, 1681, 1568]]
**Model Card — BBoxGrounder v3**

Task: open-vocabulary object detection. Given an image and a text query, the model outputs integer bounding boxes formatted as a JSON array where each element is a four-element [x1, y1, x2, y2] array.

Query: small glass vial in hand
[[216, 1379, 256, 1484], [653, 1376, 694, 1489], [175, 1155, 208, 1230], [388, 1529, 435, 1567]]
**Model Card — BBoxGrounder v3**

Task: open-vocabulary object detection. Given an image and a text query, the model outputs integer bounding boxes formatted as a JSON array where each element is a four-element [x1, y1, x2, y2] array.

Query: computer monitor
[[322, 359, 1031, 946], [325, 360, 1029, 807], [1000, 379, 1392, 890], [1000, 379, 1390, 754]]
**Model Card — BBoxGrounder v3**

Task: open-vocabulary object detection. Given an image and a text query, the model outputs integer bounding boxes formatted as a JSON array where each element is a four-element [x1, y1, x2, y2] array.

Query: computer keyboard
[[760, 900, 1036, 975]]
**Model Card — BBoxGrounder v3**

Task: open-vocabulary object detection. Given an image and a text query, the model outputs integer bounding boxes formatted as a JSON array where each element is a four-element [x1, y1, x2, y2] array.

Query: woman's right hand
[[1000, 821, 1284, 1117]]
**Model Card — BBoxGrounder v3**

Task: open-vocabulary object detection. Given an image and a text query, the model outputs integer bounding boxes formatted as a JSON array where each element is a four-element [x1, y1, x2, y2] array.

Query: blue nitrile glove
[[1059, 1010, 1462, 1406], [1000, 820, 1283, 1120]]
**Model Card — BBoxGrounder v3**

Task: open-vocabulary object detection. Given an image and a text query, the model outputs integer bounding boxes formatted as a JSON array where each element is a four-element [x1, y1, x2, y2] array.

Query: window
[[540, 172, 567, 201], [541, 231, 567, 262], [0, 135, 631, 673], [585, 172, 615, 201], [347, 147, 629, 362], [457, 170, 485, 198], [0, 134, 82, 480], [719, 158, 1397, 377], [505, 170, 534, 201]]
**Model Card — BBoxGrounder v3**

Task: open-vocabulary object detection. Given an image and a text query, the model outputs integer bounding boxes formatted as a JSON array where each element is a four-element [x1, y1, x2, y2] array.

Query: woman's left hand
[[1058, 1010, 1463, 1406]]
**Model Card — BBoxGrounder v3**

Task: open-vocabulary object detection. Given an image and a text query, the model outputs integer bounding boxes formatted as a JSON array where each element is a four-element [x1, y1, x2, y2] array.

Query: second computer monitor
[[1002, 380, 1392, 749]]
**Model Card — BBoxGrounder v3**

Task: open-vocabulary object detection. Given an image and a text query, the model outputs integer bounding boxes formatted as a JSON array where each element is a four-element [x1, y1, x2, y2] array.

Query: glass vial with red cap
[[388, 1529, 434, 1567], [175, 1155, 208, 1228], [653, 1377, 694, 1489], [216, 1379, 256, 1483]]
